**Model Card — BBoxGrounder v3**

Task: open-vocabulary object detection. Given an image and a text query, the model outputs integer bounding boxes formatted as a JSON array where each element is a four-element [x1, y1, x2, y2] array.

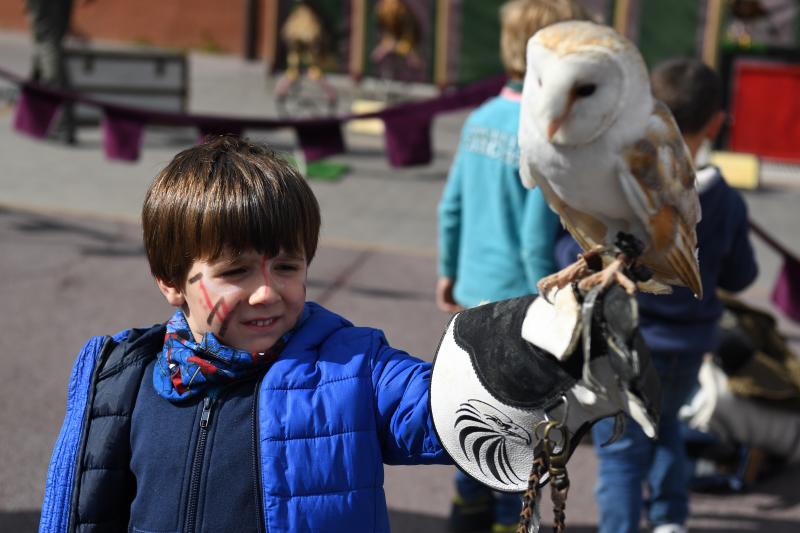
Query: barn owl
[[518, 20, 703, 298]]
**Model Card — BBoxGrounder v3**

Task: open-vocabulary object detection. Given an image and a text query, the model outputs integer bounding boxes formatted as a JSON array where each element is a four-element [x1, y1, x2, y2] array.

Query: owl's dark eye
[[575, 83, 597, 97]]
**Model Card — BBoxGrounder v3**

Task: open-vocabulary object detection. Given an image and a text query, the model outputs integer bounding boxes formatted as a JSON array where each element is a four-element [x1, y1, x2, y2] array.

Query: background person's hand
[[436, 277, 464, 313]]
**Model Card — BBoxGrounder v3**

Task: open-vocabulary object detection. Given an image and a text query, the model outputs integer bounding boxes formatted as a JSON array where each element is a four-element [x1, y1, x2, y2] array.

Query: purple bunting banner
[[0, 66, 504, 167]]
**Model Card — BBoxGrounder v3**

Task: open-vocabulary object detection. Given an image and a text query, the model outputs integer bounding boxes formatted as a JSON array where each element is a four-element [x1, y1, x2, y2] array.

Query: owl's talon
[[538, 283, 555, 305], [537, 254, 594, 302], [613, 271, 637, 294], [600, 412, 627, 446]]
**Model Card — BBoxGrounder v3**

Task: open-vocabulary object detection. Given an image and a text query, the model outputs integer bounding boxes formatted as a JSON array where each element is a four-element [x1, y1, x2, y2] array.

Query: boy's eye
[[221, 267, 247, 277], [275, 263, 301, 272]]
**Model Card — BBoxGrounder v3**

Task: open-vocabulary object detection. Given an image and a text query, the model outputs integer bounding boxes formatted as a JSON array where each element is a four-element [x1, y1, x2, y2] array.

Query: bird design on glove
[[455, 399, 531, 486]]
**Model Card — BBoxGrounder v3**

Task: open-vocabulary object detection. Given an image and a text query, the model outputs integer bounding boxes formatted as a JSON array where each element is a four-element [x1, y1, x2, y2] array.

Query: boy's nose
[[249, 282, 280, 305]]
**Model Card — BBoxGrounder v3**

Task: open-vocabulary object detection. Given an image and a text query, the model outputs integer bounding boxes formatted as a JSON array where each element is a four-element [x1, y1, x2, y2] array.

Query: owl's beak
[[547, 118, 564, 140], [547, 92, 578, 141]]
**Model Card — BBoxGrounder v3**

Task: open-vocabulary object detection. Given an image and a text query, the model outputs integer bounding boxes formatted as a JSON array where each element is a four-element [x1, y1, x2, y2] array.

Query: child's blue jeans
[[591, 351, 703, 533], [455, 469, 522, 525]]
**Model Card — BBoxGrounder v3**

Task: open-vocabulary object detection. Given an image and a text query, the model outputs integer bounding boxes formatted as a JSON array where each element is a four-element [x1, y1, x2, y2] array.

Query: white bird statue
[[518, 20, 703, 299]]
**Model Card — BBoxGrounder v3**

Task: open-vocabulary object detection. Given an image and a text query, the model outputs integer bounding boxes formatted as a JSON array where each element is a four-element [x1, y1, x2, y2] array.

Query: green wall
[[638, 0, 700, 67], [456, 1, 505, 84]]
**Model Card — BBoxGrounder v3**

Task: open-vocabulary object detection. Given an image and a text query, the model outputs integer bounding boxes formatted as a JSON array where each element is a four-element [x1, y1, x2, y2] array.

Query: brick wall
[[0, 0, 266, 57]]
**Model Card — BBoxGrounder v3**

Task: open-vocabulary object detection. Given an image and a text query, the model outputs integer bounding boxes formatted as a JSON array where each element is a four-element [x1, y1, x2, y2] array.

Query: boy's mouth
[[243, 317, 278, 328]]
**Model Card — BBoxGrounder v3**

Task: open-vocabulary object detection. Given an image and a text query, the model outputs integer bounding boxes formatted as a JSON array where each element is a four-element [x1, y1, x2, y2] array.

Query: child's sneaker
[[491, 521, 519, 533], [448, 494, 493, 532], [652, 524, 688, 533]]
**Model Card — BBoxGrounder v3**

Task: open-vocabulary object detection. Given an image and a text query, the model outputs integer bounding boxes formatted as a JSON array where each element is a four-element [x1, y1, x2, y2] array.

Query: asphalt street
[[1, 29, 800, 532]]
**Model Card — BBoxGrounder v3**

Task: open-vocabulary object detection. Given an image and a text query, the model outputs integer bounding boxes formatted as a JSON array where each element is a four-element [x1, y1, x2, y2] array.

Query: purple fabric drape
[[197, 120, 245, 143], [750, 220, 800, 323], [1, 66, 504, 167], [13, 85, 63, 138], [294, 120, 346, 162], [383, 110, 433, 167], [380, 74, 505, 166], [772, 256, 800, 323], [101, 109, 146, 162]]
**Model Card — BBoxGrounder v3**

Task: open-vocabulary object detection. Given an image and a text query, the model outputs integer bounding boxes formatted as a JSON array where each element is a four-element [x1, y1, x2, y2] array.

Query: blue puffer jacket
[[39, 302, 450, 532]]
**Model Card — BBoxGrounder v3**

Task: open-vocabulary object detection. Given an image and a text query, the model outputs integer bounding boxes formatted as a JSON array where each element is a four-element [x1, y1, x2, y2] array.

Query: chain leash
[[516, 452, 546, 533], [517, 419, 572, 533]]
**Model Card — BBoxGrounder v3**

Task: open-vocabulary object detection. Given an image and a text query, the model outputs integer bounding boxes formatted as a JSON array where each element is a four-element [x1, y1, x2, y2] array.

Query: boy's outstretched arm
[[370, 333, 452, 465]]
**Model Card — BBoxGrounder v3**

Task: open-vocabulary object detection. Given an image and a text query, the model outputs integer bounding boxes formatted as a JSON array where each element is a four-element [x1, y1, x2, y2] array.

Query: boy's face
[[157, 248, 307, 354]]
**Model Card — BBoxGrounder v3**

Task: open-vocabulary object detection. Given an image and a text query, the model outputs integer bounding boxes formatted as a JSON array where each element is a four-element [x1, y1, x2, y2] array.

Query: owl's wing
[[520, 152, 607, 253], [618, 100, 703, 298]]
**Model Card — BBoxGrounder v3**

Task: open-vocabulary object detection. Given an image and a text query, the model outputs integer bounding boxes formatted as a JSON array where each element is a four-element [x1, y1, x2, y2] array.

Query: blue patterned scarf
[[154, 309, 298, 402]]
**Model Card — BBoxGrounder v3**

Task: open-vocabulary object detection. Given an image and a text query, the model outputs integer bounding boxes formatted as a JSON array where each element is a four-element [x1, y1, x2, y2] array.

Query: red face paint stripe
[[219, 298, 231, 317], [198, 280, 214, 311]]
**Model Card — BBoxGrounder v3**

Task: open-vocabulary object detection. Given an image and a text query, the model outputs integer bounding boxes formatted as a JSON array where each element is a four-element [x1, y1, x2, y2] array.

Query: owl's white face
[[523, 42, 626, 146]]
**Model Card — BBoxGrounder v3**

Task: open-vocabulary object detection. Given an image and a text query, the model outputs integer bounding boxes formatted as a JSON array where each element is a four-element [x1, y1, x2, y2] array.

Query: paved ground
[[1, 29, 800, 532]]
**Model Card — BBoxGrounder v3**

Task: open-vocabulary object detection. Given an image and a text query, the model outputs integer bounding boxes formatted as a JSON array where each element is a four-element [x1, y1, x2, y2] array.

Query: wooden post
[[349, 0, 366, 79], [263, 0, 280, 70], [434, 0, 450, 88], [614, 0, 631, 37], [243, 0, 260, 60], [702, 0, 724, 69]]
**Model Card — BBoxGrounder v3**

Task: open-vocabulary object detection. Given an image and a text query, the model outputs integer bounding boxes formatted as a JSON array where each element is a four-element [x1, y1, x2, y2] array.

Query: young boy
[[555, 58, 758, 533], [39, 136, 450, 533], [436, 1, 588, 530]]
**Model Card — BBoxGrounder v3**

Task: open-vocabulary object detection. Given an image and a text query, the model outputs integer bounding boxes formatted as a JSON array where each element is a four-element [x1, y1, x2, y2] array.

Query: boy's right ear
[[156, 278, 186, 307], [705, 110, 726, 142]]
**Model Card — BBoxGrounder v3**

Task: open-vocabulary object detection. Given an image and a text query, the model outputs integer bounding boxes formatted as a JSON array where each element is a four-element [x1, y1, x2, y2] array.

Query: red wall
[[0, 0, 265, 57], [730, 60, 800, 163]]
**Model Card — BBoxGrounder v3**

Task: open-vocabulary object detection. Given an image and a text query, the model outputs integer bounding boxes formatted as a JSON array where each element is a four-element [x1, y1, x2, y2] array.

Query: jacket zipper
[[184, 396, 214, 533], [251, 380, 266, 533]]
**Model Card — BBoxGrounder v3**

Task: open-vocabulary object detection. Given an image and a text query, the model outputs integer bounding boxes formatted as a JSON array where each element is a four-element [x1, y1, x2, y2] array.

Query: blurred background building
[[1, 1, 796, 83]]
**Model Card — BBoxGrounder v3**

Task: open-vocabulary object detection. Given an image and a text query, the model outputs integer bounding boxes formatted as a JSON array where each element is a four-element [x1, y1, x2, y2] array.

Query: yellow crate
[[347, 99, 386, 135], [710, 151, 760, 190]]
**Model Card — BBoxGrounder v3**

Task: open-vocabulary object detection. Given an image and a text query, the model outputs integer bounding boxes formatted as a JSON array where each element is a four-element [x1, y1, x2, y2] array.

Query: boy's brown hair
[[142, 136, 320, 288], [500, 0, 590, 79], [650, 58, 723, 135]]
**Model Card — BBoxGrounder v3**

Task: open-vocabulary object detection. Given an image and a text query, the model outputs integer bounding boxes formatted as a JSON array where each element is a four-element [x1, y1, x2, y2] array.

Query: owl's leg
[[576, 231, 648, 295], [537, 245, 604, 302], [577, 255, 637, 295]]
